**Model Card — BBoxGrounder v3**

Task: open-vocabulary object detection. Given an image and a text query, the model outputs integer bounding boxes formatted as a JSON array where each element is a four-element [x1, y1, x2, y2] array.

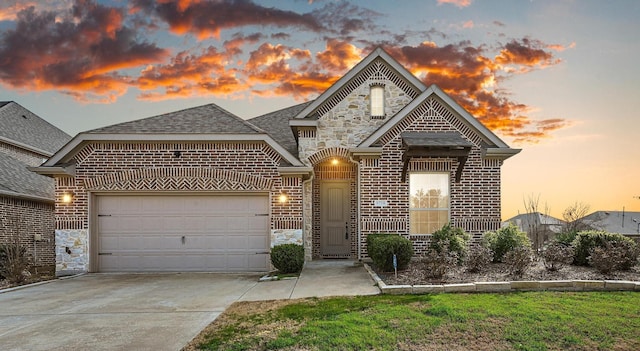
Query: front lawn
[[183, 292, 640, 351]]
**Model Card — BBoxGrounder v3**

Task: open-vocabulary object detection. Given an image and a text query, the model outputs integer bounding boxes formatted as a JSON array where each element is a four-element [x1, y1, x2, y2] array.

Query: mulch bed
[[375, 259, 640, 286]]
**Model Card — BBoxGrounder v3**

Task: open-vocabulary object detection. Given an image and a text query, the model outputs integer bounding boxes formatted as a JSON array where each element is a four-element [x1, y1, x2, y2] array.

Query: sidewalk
[[239, 260, 380, 301]]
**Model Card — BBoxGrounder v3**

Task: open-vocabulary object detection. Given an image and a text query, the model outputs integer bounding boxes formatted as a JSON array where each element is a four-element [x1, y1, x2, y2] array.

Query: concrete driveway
[[0, 262, 379, 351], [0, 274, 263, 351]]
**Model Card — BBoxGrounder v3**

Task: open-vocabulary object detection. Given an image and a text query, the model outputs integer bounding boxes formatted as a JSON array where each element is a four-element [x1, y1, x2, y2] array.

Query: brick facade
[[53, 141, 303, 272]]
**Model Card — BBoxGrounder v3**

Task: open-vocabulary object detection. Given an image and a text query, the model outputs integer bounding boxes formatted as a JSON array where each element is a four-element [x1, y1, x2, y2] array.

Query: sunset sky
[[1, 0, 638, 219]]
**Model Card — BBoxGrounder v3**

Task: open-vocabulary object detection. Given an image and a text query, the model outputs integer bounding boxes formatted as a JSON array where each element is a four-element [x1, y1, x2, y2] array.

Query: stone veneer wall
[[53, 142, 303, 273]]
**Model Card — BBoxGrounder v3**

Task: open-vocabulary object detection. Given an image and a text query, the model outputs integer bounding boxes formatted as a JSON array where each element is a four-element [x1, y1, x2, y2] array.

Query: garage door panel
[[96, 194, 269, 272]]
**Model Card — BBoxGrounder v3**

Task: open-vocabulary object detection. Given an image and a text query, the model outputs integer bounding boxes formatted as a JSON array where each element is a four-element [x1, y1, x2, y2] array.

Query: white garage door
[[95, 194, 270, 272]]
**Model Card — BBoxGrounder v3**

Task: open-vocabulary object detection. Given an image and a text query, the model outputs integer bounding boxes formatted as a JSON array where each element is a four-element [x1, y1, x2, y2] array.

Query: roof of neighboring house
[[0, 101, 71, 156], [248, 101, 313, 156], [87, 103, 263, 134], [505, 212, 565, 227], [581, 210, 640, 235], [0, 152, 53, 201]]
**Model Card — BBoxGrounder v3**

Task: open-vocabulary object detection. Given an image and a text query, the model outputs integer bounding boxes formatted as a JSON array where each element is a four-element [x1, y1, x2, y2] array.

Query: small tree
[[562, 202, 592, 233], [522, 194, 552, 252]]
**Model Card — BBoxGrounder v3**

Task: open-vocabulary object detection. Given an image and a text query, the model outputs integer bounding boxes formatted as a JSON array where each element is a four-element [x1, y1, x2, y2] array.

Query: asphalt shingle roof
[[88, 103, 263, 134], [0, 101, 71, 155], [0, 152, 53, 200], [248, 101, 313, 156], [401, 132, 474, 148]]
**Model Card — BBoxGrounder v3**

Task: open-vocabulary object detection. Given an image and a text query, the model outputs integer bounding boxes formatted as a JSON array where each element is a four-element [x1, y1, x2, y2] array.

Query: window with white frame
[[370, 84, 385, 118], [409, 173, 450, 234]]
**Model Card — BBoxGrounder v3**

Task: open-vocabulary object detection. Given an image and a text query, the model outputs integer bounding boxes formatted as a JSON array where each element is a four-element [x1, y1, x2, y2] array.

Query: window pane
[[409, 173, 450, 235], [371, 85, 384, 116]]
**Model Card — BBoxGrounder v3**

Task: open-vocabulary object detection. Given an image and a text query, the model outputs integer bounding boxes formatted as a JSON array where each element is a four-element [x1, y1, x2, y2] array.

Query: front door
[[320, 180, 351, 257]]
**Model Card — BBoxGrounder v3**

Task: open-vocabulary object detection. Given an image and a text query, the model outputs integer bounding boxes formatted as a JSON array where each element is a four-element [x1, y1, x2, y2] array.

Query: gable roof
[[36, 102, 304, 171], [358, 84, 520, 158], [0, 101, 71, 156], [248, 101, 313, 156], [0, 152, 54, 202], [292, 47, 426, 121], [581, 210, 640, 235], [87, 103, 262, 134]]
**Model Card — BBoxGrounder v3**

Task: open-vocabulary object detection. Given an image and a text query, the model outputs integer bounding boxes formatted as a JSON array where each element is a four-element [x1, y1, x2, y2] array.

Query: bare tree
[[522, 194, 552, 252], [562, 202, 591, 233]]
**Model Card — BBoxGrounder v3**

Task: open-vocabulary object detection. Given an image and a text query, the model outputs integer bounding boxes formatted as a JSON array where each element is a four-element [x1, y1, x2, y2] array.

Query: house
[[32, 48, 520, 275], [0, 101, 71, 275], [503, 212, 565, 250], [578, 210, 640, 238]]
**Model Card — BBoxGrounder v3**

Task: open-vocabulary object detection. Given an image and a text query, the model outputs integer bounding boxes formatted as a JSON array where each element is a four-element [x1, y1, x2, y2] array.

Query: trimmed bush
[[270, 244, 304, 274], [588, 240, 639, 273], [504, 246, 533, 276], [541, 242, 574, 271], [573, 231, 638, 267], [465, 245, 492, 273], [555, 230, 578, 246], [420, 245, 457, 279], [367, 234, 414, 271], [481, 224, 532, 262], [429, 223, 470, 264]]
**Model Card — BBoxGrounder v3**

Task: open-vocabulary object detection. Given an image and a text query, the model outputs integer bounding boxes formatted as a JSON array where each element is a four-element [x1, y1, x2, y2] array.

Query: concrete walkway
[[240, 260, 380, 301], [0, 261, 378, 351]]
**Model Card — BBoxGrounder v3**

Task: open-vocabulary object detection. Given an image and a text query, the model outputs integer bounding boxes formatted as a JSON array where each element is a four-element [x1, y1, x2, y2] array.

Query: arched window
[[370, 84, 385, 118]]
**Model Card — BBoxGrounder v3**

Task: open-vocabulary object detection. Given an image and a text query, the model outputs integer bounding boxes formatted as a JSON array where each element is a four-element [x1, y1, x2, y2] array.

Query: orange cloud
[[437, 0, 473, 8], [0, 1, 167, 103]]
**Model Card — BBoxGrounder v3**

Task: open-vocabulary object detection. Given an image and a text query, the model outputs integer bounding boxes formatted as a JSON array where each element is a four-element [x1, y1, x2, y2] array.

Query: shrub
[[541, 242, 574, 271], [555, 230, 578, 246], [0, 243, 30, 284], [482, 224, 532, 262], [465, 245, 493, 273], [572, 231, 638, 267], [419, 245, 457, 280], [270, 244, 304, 274], [429, 223, 470, 264], [504, 246, 533, 276], [367, 234, 414, 271], [587, 240, 639, 274]]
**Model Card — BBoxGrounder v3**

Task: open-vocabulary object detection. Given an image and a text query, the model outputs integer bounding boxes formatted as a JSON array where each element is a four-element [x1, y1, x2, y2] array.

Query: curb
[[363, 264, 640, 295], [0, 273, 85, 294]]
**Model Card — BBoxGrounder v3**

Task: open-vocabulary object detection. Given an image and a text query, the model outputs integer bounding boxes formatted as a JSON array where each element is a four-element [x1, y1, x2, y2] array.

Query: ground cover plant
[[183, 292, 640, 351]]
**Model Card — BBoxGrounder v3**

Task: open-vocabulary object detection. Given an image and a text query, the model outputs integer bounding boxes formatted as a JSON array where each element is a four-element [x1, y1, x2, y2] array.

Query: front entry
[[320, 180, 351, 257]]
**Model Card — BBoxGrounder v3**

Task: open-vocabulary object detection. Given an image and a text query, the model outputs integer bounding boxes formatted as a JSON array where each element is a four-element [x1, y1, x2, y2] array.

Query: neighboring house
[[33, 48, 520, 275], [579, 211, 640, 238], [503, 212, 565, 250], [0, 101, 71, 274]]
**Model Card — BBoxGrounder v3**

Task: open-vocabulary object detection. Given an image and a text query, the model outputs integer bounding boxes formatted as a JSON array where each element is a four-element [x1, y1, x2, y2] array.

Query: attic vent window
[[370, 84, 385, 119]]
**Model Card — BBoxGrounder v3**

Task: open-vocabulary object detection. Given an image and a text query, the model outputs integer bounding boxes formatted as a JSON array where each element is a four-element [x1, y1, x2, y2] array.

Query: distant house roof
[[504, 212, 566, 233], [87, 103, 263, 134], [581, 211, 640, 236], [0, 152, 53, 201], [248, 101, 313, 156], [0, 101, 71, 156]]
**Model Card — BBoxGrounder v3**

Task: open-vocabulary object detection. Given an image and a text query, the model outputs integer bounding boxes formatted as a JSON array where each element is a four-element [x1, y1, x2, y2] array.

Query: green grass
[[192, 292, 640, 351]]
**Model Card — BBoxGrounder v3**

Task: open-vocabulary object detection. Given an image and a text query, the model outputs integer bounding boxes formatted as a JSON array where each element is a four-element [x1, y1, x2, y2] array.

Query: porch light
[[61, 192, 74, 204], [331, 158, 339, 165], [278, 192, 288, 203]]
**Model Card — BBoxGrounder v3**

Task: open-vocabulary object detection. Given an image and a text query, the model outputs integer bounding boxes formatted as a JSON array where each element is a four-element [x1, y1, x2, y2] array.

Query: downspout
[[349, 154, 362, 261]]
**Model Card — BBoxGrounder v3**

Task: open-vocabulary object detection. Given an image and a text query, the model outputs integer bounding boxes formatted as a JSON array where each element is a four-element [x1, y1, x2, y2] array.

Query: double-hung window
[[409, 173, 450, 234]]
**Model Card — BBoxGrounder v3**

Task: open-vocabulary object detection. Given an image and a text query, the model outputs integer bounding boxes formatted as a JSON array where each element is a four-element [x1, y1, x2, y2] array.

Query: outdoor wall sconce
[[278, 192, 288, 203], [331, 158, 339, 165], [61, 192, 74, 204]]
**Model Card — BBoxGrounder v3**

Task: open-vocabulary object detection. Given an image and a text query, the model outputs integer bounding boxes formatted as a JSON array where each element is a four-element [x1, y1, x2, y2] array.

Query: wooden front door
[[320, 180, 351, 257]]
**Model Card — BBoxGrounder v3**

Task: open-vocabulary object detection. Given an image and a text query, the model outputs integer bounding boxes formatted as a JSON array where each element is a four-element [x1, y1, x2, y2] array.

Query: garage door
[[95, 194, 270, 272]]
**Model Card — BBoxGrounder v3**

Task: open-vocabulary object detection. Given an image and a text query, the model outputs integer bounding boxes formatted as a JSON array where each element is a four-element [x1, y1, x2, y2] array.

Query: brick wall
[[359, 97, 503, 256], [0, 196, 55, 273]]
